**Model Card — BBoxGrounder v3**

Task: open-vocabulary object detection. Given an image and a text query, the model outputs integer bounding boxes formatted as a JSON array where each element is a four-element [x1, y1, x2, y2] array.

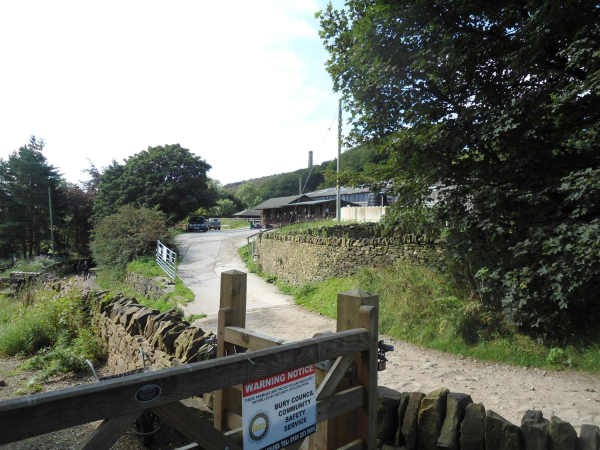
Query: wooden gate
[[0, 270, 379, 450]]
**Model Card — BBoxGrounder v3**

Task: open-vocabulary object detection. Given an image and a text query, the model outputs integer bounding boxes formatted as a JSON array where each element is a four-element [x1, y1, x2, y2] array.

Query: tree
[[236, 182, 264, 209], [319, 1, 600, 337], [57, 182, 94, 256], [93, 144, 215, 223], [209, 199, 237, 218], [0, 136, 61, 258], [89, 205, 173, 267]]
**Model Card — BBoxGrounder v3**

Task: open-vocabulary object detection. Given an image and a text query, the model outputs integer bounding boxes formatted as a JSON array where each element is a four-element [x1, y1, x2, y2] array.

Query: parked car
[[208, 218, 221, 230], [188, 215, 208, 232]]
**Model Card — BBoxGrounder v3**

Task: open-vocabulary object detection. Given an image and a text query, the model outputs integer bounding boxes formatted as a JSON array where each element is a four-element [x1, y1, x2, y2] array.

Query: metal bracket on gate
[[378, 340, 394, 371]]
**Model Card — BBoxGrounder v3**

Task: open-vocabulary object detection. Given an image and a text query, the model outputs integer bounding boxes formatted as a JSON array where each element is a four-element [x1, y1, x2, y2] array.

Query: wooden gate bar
[[316, 386, 364, 421], [338, 439, 364, 450], [152, 401, 242, 450], [224, 326, 289, 349], [0, 328, 369, 445], [79, 411, 141, 450], [316, 354, 356, 399]]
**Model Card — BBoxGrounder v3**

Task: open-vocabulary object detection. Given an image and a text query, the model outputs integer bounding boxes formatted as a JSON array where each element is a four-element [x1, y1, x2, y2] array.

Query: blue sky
[[0, 0, 346, 186]]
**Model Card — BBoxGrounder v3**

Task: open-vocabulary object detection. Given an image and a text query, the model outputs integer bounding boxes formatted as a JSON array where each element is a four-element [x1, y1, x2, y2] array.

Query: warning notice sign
[[242, 364, 317, 450]]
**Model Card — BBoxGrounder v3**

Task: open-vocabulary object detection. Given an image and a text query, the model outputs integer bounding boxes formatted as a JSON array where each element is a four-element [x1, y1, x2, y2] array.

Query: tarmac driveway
[[176, 228, 291, 318]]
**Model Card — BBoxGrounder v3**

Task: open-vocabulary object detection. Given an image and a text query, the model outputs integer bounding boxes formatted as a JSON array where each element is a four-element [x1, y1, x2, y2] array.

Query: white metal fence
[[156, 240, 177, 281]]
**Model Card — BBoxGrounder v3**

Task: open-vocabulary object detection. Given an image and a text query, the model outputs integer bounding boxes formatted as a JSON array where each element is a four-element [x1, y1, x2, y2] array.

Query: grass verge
[[274, 219, 349, 235], [221, 219, 253, 230], [96, 257, 194, 314], [0, 282, 106, 383], [238, 246, 600, 373]]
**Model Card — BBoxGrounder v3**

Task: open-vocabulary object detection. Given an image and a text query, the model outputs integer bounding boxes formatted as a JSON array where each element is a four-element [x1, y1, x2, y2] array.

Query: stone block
[[149, 321, 178, 348], [119, 305, 143, 329], [395, 392, 412, 446], [377, 386, 402, 443], [485, 410, 521, 450], [402, 392, 425, 450], [144, 309, 180, 339], [438, 393, 473, 450], [126, 308, 159, 336], [418, 387, 449, 450], [157, 323, 188, 354], [549, 416, 577, 450], [578, 425, 600, 450], [521, 410, 549, 450], [460, 403, 486, 450]]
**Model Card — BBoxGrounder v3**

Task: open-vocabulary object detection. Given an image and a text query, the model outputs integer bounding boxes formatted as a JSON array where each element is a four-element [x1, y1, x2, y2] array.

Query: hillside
[[223, 143, 385, 198]]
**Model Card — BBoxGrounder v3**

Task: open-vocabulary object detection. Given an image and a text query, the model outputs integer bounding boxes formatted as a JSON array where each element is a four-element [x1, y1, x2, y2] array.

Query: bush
[[0, 282, 106, 378], [90, 205, 175, 268]]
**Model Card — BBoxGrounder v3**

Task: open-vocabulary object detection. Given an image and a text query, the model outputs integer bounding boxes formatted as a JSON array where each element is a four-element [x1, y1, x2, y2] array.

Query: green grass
[[187, 314, 207, 322], [238, 245, 600, 373], [1, 256, 65, 277], [127, 258, 164, 278], [275, 219, 348, 235], [0, 283, 106, 380], [95, 257, 194, 314], [0, 295, 21, 325], [221, 219, 253, 230]]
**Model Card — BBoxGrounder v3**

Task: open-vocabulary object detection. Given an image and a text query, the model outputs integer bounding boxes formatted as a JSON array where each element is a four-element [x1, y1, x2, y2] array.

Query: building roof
[[253, 195, 311, 210], [292, 199, 358, 207], [233, 209, 261, 217], [305, 186, 372, 198]]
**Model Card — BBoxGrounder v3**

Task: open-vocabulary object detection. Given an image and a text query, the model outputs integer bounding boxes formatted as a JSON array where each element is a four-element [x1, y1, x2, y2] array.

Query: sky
[[0, 0, 346, 186]]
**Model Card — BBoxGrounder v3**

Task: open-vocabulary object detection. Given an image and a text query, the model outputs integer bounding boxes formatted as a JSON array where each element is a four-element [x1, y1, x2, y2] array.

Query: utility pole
[[336, 99, 342, 222], [48, 187, 55, 257], [299, 177, 302, 195]]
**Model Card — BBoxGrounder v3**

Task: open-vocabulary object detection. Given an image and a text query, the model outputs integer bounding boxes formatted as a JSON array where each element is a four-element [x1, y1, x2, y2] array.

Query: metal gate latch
[[378, 340, 394, 371]]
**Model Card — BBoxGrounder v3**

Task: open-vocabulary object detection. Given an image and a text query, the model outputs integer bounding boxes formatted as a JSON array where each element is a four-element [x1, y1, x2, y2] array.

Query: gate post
[[314, 289, 379, 450], [214, 270, 247, 432]]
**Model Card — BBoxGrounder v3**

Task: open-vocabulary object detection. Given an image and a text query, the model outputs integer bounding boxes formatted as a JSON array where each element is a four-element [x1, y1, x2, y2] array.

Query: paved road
[[176, 228, 292, 318]]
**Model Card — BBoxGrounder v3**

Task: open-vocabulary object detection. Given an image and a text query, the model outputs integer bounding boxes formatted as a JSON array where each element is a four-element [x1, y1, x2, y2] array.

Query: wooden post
[[220, 270, 247, 328], [214, 270, 247, 432], [358, 305, 378, 450], [315, 289, 379, 450]]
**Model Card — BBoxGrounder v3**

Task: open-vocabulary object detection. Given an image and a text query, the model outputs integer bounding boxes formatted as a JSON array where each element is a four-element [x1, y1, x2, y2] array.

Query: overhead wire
[[286, 108, 339, 224]]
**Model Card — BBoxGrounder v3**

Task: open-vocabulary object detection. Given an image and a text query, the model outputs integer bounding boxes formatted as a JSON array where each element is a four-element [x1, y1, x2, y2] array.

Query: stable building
[[253, 195, 357, 227]]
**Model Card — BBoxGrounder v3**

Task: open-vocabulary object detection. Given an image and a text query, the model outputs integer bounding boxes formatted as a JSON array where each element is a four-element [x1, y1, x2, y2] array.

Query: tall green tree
[[236, 182, 264, 210], [1, 136, 61, 258], [209, 199, 237, 217], [319, 1, 600, 337], [57, 182, 94, 256], [93, 144, 214, 223]]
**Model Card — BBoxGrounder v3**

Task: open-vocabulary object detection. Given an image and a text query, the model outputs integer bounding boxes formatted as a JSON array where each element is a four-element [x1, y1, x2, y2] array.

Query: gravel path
[[197, 304, 600, 432]]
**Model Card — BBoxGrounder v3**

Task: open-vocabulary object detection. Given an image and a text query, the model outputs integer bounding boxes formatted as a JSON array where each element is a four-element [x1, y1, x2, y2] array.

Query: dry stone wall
[[125, 272, 166, 300], [91, 291, 214, 373], [255, 227, 444, 286], [377, 386, 599, 450]]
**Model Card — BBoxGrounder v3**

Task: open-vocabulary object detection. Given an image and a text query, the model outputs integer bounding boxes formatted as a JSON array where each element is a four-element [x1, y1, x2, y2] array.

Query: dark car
[[188, 215, 208, 232]]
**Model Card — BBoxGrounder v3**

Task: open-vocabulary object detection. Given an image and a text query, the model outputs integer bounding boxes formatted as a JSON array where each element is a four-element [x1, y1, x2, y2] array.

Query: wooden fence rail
[[0, 270, 379, 450]]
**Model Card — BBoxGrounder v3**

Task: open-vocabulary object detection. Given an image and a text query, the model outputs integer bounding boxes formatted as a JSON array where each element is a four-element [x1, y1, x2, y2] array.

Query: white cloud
[[0, 0, 343, 185]]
